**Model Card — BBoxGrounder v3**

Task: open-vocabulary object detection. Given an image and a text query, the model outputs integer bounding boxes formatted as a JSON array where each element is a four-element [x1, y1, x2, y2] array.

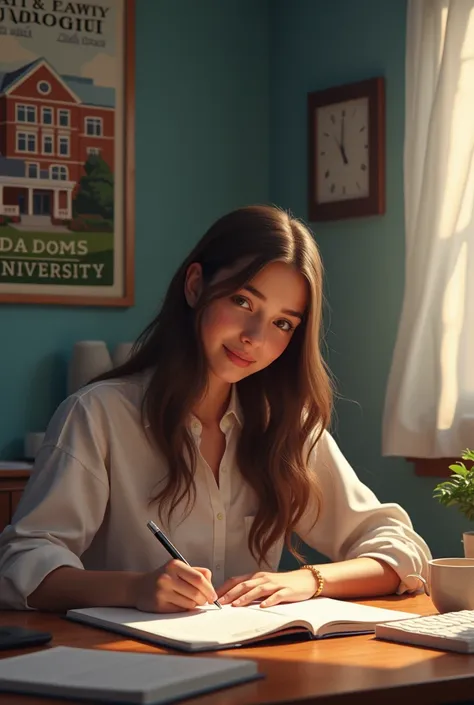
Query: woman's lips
[[223, 346, 255, 368]]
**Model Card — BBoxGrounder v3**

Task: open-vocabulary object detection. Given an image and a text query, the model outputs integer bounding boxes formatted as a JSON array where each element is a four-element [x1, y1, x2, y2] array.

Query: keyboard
[[375, 610, 474, 653]]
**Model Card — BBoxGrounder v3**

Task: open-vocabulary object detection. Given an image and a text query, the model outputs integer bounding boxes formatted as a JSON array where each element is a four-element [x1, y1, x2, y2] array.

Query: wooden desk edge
[[2, 595, 473, 705]]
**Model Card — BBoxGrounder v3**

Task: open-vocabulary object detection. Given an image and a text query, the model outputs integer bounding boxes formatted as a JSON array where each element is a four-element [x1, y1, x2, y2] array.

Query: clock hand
[[331, 129, 348, 165], [340, 112, 349, 165]]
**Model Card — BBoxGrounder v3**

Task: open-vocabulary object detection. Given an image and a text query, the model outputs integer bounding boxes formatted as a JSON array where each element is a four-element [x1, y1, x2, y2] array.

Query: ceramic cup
[[462, 532, 474, 558], [408, 558, 474, 612]]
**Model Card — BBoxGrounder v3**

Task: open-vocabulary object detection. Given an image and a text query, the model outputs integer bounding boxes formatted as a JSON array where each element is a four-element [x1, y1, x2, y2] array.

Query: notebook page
[[263, 597, 419, 633], [74, 604, 300, 647]]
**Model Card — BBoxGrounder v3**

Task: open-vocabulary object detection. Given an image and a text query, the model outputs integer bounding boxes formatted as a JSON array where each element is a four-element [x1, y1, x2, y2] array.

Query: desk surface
[[1, 595, 473, 705]]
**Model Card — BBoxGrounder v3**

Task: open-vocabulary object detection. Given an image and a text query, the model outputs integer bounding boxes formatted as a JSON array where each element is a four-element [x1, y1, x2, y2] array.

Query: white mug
[[408, 558, 474, 613], [463, 531, 474, 558]]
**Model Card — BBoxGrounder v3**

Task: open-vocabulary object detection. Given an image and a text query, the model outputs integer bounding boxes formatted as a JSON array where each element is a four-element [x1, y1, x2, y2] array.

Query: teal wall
[[0, 0, 270, 458], [270, 0, 464, 560], [1, 0, 462, 559]]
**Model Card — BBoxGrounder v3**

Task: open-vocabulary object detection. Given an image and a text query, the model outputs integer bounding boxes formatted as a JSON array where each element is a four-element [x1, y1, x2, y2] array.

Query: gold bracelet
[[300, 564, 324, 598]]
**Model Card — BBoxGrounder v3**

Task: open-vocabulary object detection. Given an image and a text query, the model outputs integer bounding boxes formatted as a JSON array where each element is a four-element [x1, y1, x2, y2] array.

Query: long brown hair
[[96, 205, 332, 563]]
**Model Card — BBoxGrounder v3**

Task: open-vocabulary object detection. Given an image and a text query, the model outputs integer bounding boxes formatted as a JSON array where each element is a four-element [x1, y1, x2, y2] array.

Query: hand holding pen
[[132, 520, 222, 614]]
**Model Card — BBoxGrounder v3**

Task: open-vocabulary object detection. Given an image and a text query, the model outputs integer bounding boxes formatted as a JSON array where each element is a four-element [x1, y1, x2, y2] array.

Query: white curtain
[[382, 0, 474, 457]]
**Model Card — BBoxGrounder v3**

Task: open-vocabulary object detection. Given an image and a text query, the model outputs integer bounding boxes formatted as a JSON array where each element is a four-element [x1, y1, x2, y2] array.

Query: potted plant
[[433, 449, 474, 557]]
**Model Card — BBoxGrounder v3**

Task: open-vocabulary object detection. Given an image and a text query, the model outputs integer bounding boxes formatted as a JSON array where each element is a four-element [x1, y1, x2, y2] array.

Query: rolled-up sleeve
[[296, 431, 431, 594], [0, 397, 109, 609]]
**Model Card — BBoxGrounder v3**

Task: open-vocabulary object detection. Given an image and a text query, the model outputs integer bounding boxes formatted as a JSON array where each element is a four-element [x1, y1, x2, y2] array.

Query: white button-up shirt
[[0, 375, 431, 609]]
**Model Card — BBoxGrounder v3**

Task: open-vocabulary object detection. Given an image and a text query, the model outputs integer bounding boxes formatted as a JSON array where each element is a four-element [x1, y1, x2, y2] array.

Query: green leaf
[[449, 462, 468, 477], [433, 451, 474, 521]]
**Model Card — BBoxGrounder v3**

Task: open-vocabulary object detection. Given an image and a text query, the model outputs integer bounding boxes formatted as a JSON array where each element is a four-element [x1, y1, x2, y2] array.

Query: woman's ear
[[184, 263, 203, 307]]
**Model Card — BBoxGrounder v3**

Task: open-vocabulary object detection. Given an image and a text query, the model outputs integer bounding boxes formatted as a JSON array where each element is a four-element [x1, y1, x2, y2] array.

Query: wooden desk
[[1, 594, 474, 705]]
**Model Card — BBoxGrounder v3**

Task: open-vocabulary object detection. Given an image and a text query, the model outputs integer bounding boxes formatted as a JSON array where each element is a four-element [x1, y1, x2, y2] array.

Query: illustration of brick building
[[0, 57, 114, 224]]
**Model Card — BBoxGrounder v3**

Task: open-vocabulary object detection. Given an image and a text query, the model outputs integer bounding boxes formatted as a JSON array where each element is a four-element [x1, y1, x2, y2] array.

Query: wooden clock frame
[[308, 77, 385, 222]]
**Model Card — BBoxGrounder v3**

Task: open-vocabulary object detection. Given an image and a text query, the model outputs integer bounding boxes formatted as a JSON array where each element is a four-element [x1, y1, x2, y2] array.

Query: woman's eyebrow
[[243, 285, 304, 320]]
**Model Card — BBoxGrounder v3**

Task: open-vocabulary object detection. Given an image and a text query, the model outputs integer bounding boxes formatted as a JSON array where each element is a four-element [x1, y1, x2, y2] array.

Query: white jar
[[68, 340, 112, 395]]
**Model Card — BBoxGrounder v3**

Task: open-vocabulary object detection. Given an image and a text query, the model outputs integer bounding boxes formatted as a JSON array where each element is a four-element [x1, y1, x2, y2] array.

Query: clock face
[[316, 97, 369, 204]]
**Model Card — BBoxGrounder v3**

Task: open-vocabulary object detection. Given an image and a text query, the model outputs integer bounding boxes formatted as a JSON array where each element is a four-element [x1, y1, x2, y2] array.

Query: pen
[[146, 520, 222, 609]]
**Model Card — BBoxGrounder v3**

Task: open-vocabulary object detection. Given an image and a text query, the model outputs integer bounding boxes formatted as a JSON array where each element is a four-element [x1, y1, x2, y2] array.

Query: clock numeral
[[330, 114, 336, 124], [356, 181, 361, 190], [352, 108, 356, 117], [342, 186, 346, 195], [364, 144, 368, 149], [320, 151, 326, 156], [330, 183, 335, 193], [361, 164, 367, 171], [359, 126, 366, 132], [325, 169, 330, 179], [323, 132, 330, 137], [342, 109, 346, 117]]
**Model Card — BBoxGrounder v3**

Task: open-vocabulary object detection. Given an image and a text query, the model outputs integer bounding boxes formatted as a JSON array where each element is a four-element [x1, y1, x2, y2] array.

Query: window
[[42, 134, 54, 155], [87, 147, 101, 156], [26, 163, 39, 178], [37, 80, 51, 95], [50, 165, 68, 180], [41, 107, 53, 125], [383, 0, 474, 470], [17, 132, 36, 153], [85, 117, 102, 136], [16, 104, 36, 123], [58, 135, 69, 157], [58, 109, 70, 127]]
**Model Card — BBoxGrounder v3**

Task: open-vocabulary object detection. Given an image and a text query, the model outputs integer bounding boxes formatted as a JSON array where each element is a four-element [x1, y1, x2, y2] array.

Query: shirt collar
[[189, 385, 243, 436], [141, 372, 243, 433], [222, 384, 243, 428]]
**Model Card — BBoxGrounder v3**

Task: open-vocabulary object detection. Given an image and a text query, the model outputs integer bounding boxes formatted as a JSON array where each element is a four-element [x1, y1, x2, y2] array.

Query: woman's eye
[[275, 319, 294, 333], [231, 295, 250, 309]]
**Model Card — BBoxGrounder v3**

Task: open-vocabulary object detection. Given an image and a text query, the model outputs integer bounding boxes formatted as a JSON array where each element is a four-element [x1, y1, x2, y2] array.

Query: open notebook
[[67, 597, 418, 652], [0, 646, 260, 704]]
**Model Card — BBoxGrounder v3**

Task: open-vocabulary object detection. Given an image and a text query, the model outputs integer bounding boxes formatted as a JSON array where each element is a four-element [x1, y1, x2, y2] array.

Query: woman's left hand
[[216, 569, 318, 608]]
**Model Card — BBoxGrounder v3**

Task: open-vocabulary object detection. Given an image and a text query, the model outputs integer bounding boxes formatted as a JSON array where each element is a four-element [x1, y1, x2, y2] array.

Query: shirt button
[[216, 563, 221, 571], [216, 512, 224, 521], [221, 466, 227, 473]]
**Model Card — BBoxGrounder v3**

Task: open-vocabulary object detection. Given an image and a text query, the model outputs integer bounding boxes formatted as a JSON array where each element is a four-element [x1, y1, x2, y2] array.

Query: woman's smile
[[223, 345, 255, 367]]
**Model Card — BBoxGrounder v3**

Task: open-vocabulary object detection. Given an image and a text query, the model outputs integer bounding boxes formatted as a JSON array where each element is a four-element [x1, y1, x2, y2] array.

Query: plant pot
[[462, 531, 474, 558]]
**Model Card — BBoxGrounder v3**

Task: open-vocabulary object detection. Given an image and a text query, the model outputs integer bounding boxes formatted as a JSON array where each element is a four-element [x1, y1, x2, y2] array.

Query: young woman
[[0, 205, 430, 612]]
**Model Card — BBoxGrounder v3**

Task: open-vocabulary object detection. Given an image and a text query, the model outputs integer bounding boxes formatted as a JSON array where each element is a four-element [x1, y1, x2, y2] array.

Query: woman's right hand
[[132, 559, 218, 613]]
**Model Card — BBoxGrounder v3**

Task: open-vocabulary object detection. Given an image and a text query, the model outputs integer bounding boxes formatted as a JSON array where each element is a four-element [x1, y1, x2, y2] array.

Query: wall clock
[[308, 77, 385, 221]]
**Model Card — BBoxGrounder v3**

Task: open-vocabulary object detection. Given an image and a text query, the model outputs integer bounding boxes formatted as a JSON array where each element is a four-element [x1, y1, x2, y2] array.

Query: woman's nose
[[240, 317, 265, 346]]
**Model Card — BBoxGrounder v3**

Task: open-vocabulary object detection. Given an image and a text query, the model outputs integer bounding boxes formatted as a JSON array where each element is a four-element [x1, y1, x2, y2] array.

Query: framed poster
[[0, 0, 135, 306]]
